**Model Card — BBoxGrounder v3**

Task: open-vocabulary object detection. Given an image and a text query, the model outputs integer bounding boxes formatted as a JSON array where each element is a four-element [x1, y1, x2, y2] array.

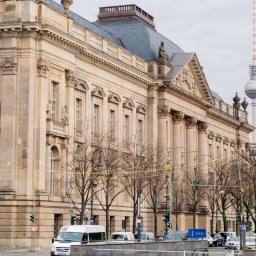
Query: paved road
[[0, 246, 51, 256], [0, 245, 232, 256]]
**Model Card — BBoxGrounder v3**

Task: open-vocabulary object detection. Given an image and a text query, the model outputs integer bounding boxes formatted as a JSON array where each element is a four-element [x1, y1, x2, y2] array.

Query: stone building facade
[[0, 0, 253, 246]]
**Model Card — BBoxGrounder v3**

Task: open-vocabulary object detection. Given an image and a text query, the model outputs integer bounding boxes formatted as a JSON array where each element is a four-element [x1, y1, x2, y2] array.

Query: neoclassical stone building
[[0, 0, 253, 246]]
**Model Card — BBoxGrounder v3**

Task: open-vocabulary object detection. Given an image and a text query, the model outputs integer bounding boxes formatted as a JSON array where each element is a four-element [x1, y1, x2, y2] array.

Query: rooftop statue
[[158, 42, 170, 65]]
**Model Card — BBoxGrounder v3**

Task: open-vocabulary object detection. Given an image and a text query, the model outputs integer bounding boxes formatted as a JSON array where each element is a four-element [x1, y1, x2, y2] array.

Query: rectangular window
[[93, 105, 99, 133], [138, 119, 143, 144], [110, 110, 115, 137], [76, 99, 82, 128], [124, 115, 129, 141], [52, 82, 58, 121]]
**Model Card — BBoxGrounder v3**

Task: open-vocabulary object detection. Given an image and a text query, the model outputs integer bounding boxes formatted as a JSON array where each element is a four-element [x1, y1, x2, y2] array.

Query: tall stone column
[[157, 105, 170, 155], [185, 117, 197, 172], [198, 121, 209, 211], [172, 111, 184, 178], [0, 56, 17, 197], [147, 85, 158, 147], [36, 59, 50, 194]]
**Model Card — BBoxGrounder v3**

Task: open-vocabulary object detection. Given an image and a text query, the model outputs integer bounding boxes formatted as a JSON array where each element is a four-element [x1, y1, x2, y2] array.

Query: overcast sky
[[70, 0, 253, 119]]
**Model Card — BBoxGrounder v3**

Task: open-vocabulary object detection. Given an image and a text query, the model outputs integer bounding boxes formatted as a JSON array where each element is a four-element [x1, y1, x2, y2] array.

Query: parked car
[[165, 231, 188, 240], [225, 236, 255, 251], [108, 231, 135, 241], [205, 233, 214, 247], [134, 232, 155, 241], [220, 231, 236, 243], [212, 233, 225, 247]]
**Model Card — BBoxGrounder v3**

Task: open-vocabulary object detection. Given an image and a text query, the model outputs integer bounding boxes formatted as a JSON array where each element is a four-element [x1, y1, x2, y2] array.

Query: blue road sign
[[188, 228, 206, 239], [240, 224, 244, 230]]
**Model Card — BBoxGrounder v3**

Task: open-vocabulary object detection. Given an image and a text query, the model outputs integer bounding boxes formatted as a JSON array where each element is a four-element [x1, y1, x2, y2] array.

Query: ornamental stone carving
[[172, 111, 184, 123], [61, 105, 69, 125], [37, 59, 50, 77], [208, 131, 215, 139], [215, 134, 223, 142], [186, 117, 197, 128], [223, 137, 230, 145], [61, 0, 73, 16], [65, 70, 77, 87], [158, 42, 170, 65], [230, 140, 236, 147], [46, 101, 54, 120], [157, 105, 169, 117], [1, 56, 17, 75], [198, 122, 208, 134]]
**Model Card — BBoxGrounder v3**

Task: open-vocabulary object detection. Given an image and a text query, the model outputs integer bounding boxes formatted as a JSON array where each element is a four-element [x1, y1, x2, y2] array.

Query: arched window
[[50, 148, 56, 195]]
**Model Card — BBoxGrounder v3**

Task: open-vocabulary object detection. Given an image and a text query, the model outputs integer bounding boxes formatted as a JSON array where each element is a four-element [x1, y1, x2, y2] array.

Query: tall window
[[93, 105, 99, 133], [124, 115, 129, 141], [110, 110, 115, 137], [138, 119, 143, 144], [52, 82, 58, 121], [76, 98, 82, 128], [50, 148, 55, 195]]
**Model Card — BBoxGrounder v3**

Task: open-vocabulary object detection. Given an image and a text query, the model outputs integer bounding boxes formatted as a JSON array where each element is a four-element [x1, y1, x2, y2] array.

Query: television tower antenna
[[245, 0, 256, 142]]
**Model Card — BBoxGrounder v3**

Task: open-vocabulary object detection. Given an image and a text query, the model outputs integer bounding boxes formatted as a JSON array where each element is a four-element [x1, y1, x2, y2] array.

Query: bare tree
[[66, 134, 101, 225], [172, 169, 186, 231], [215, 159, 237, 232], [120, 138, 155, 233], [185, 166, 207, 228], [143, 145, 167, 236], [94, 137, 125, 237]]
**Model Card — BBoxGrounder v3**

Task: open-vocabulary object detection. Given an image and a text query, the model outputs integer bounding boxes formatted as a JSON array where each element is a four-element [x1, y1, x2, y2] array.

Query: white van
[[108, 231, 135, 241], [51, 225, 106, 256]]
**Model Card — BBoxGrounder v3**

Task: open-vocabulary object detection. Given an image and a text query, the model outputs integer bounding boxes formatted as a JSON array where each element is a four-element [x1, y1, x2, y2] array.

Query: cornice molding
[[0, 23, 153, 87]]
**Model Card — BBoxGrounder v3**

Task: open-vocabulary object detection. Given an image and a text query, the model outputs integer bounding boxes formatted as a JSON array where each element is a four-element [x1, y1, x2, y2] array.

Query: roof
[[94, 18, 184, 61], [45, 0, 124, 47], [211, 90, 223, 101]]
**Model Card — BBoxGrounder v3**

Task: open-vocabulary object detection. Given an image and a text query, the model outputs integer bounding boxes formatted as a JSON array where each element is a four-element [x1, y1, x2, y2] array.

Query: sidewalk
[[0, 246, 51, 255]]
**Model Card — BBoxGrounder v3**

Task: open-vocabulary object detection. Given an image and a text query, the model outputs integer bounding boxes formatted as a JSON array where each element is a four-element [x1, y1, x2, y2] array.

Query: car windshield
[[228, 237, 240, 242], [140, 234, 146, 240], [246, 237, 255, 242], [166, 231, 187, 239], [213, 234, 221, 239], [109, 234, 124, 240], [56, 232, 84, 242]]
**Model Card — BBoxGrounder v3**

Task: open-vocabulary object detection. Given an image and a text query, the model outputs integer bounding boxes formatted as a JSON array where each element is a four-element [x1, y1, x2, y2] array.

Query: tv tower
[[245, 0, 256, 142]]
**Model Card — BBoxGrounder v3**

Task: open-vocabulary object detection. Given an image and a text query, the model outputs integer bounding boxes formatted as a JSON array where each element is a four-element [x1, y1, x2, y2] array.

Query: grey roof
[[167, 53, 195, 79], [211, 90, 223, 101], [93, 19, 184, 61], [45, 0, 124, 47]]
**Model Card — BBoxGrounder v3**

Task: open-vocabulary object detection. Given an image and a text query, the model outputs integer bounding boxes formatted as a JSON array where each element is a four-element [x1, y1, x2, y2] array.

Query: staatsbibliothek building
[[0, 0, 254, 247]]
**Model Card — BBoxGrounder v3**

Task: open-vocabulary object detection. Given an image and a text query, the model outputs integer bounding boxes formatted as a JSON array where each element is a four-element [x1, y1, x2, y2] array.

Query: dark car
[[212, 233, 225, 247]]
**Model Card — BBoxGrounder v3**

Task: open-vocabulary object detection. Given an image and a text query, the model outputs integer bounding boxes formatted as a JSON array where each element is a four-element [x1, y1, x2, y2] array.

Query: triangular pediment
[[75, 80, 89, 92], [91, 86, 106, 98], [167, 53, 214, 105], [108, 93, 121, 104], [123, 98, 135, 109], [136, 104, 147, 114]]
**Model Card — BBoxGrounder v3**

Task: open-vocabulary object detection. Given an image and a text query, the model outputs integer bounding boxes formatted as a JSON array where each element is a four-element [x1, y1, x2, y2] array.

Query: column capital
[[65, 69, 77, 87], [186, 117, 197, 128], [157, 105, 170, 117], [172, 111, 184, 123], [198, 121, 208, 134], [1, 56, 17, 75], [37, 58, 50, 78]]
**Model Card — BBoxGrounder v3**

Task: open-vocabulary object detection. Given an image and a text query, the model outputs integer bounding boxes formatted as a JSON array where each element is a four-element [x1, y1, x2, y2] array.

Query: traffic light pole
[[169, 161, 173, 231]]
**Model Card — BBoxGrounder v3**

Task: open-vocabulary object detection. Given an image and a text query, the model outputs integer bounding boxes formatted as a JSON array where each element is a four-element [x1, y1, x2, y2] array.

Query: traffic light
[[236, 215, 241, 221], [71, 215, 76, 225], [162, 213, 170, 223], [194, 180, 200, 190], [30, 215, 34, 223]]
